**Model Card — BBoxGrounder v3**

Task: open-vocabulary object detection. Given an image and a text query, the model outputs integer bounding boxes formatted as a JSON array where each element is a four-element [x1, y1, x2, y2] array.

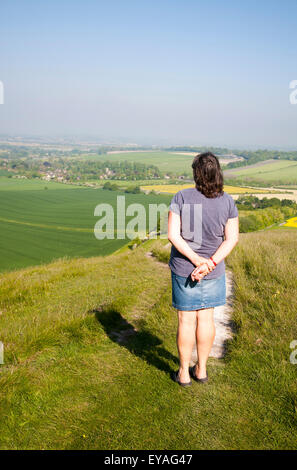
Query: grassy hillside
[[224, 160, 297, 186], [0, 178, 171, 272], [0, 230, 296, 450]]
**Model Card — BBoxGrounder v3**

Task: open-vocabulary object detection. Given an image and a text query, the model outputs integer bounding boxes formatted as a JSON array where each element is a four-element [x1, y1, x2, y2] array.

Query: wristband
[[210, 256, 217, 267]]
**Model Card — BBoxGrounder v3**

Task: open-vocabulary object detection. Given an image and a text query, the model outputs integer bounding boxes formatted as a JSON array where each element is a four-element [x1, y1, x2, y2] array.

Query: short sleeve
[[228, 195, 238, 219], [169, 191, 183, 215]]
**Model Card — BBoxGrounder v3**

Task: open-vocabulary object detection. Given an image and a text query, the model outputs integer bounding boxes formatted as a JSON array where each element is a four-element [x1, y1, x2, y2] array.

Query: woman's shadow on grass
[[93, 307, 179, 375]]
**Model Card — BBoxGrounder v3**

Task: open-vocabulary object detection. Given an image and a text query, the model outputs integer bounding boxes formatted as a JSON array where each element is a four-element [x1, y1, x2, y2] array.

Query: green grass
[[225, 160, 297, 185], [0, 176, 78, 191], [0, 177, 172, 272], [0, 230, 296, 449], [0, 170, 13, 177]]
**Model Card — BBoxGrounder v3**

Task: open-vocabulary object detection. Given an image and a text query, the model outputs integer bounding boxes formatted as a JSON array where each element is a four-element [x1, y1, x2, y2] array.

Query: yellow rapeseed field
[[284, 216, 297, 228], [141, 184, 271, 195]]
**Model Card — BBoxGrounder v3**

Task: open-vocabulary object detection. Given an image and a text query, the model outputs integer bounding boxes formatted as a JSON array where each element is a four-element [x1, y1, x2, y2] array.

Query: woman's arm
[[168, 210, 208, 267], [192, 216, 239, 280], [210, 216, 239, 265]]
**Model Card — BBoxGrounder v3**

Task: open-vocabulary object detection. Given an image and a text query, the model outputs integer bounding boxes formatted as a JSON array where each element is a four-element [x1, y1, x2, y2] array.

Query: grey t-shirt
[[168, 188, 238, 279]]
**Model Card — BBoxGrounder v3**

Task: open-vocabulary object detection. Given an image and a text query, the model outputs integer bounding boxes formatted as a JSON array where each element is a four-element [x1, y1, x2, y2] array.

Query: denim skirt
[[171, 271, 226, 311]]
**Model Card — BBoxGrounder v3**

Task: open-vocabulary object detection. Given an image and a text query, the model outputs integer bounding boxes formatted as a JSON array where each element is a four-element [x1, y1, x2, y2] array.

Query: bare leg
[[176, 310, 197, 383], [194, 308, 215, 379]]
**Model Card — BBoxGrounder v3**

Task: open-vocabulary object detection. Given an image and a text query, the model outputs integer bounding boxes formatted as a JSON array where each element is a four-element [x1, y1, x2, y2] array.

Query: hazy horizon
[[1, 132, 297, 152], [1, 0, 297, 148]]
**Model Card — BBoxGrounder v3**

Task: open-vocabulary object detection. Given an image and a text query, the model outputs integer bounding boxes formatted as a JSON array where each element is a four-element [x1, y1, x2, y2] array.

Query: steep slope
[[0, 232, 296, 450]]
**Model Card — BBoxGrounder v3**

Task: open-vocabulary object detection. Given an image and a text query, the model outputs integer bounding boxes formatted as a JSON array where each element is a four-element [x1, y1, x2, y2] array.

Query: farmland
[[1, 174, 295, 273], [140, 184, 272, 195], [0, 176, 77, 191], [82, 151, 239, 176], [283, 216, 297, 228], [1, 150, 296, 274], [224, 159, 297, 186], [0, 177, 171, 272]]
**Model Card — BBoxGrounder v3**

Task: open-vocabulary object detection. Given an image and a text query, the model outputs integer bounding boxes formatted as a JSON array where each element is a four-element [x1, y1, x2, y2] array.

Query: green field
[[0, 176, 78, 191], [0, 177, 171, 272], [0, 230, 296, 449], [224, 160, 297, 185], [81, 151, 195, 174], [82, 151, 233, 175]]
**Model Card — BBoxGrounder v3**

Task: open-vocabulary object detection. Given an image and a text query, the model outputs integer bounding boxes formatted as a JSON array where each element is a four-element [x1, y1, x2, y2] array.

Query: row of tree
[[236, 195, 297, 210], [0, 157, 163, 181], [103, 182, 141, 193], [237, 196, 297, 232], [226, 149, 297, 170]]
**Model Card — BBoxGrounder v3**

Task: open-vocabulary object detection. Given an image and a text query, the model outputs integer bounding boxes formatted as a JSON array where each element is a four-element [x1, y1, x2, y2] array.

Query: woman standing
[[168, 152, 239, 387]]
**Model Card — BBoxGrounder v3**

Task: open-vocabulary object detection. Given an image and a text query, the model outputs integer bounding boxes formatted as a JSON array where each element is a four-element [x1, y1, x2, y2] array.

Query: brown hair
[[192, 152, 224, 198]]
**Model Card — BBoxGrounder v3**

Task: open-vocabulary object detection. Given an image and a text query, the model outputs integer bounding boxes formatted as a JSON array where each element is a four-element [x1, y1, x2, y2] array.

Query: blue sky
[[1, 0, 297, 147]]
